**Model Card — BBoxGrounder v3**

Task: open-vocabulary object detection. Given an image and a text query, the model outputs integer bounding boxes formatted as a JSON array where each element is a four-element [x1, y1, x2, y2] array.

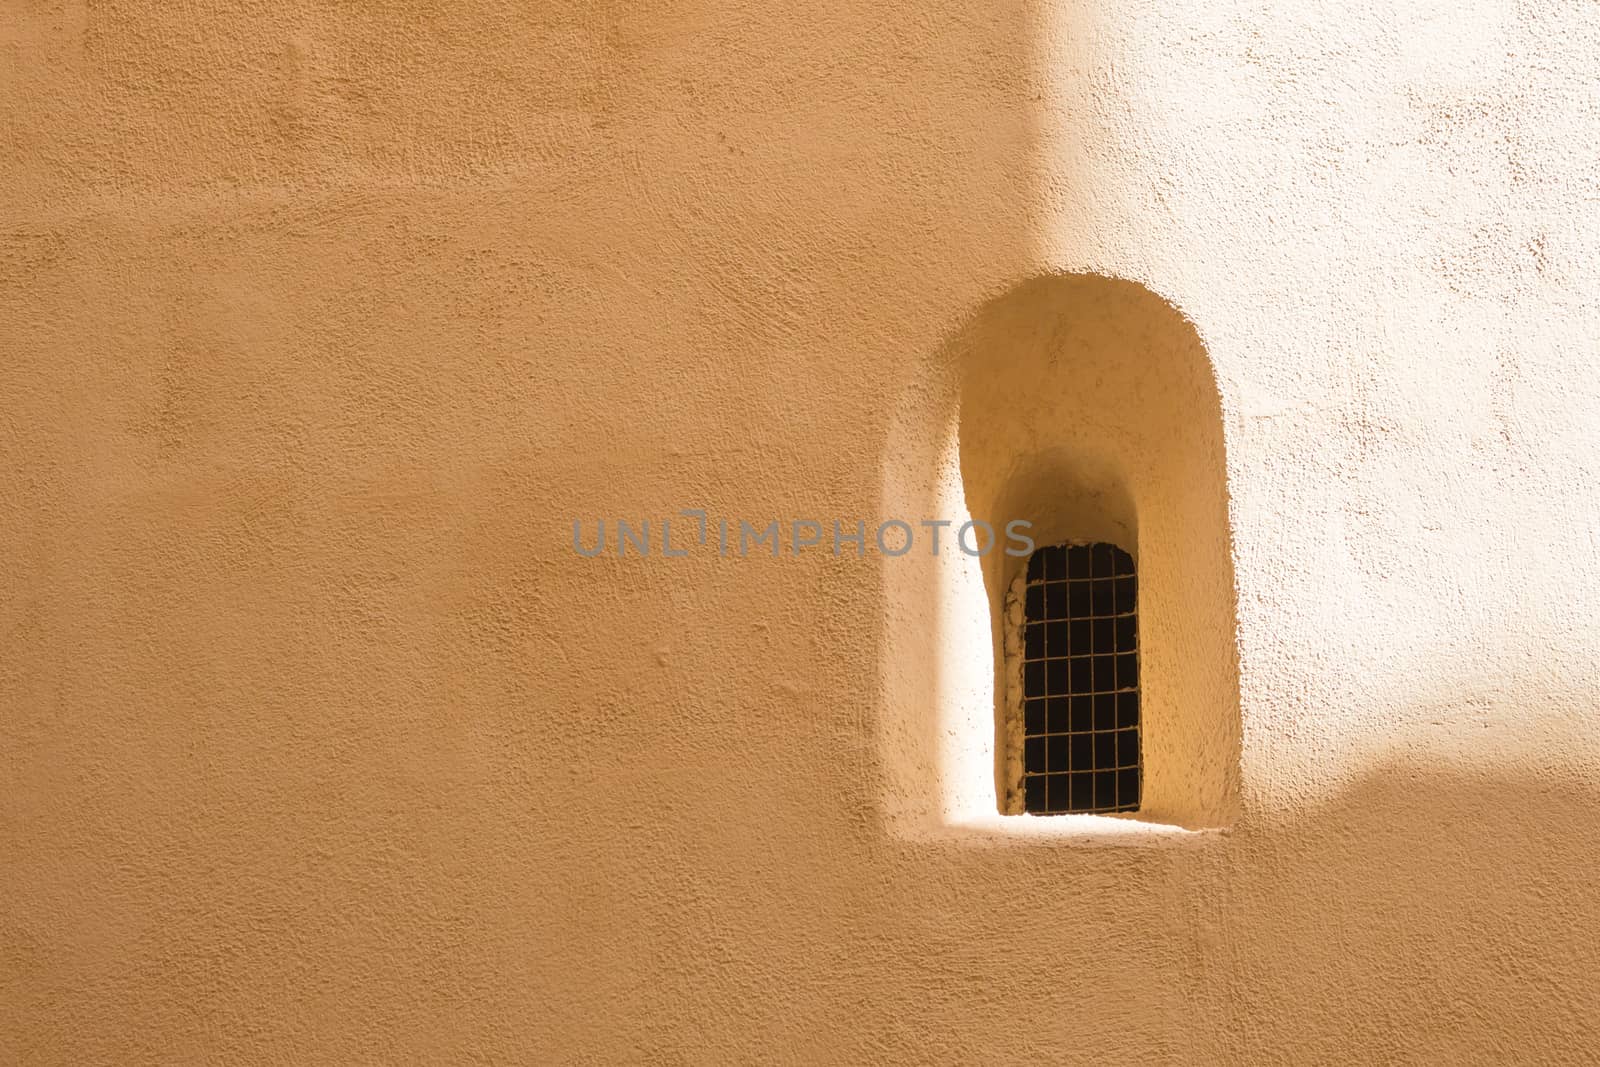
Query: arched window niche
[[878, 273, 1241, 839]]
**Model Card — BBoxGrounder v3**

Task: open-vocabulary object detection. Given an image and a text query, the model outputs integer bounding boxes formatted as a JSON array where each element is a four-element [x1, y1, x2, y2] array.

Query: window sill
[[938, 812, 1224, 848]]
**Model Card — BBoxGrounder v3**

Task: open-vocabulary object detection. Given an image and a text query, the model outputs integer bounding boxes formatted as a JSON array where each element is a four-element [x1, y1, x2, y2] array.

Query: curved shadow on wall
[[850, 742, 1600, 1061], [879, 272, 1241, 835], [1209, 756, 1600, 1059]]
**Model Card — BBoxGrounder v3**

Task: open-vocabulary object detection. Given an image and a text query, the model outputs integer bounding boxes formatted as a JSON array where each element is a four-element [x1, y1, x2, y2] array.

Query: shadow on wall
[[1206, 754, 1600, 1060], [851, 746, 1600, 1062], [878, 273, 1240, 834], [3, 0, 1070, 1060]]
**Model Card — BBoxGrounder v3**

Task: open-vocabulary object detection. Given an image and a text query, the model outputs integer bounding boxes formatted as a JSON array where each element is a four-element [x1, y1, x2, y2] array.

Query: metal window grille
[[1020, 542, 1140, 814]]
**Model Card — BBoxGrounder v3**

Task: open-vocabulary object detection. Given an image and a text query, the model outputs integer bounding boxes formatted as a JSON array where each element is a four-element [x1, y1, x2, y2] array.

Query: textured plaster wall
[[5, 0, 1600, 1062]]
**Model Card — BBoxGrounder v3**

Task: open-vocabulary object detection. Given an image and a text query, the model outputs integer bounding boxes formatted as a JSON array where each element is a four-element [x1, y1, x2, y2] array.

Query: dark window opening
[[1021, 542, 1140, 814]]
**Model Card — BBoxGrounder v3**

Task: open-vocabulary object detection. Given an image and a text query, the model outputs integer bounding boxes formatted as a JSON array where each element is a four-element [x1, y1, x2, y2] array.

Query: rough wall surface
[[4, 1, 1600, 1062]]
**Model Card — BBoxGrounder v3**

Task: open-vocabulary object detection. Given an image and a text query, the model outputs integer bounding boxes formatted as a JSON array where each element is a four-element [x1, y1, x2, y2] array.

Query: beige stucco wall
[[5, 1, 1600, 1061]]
